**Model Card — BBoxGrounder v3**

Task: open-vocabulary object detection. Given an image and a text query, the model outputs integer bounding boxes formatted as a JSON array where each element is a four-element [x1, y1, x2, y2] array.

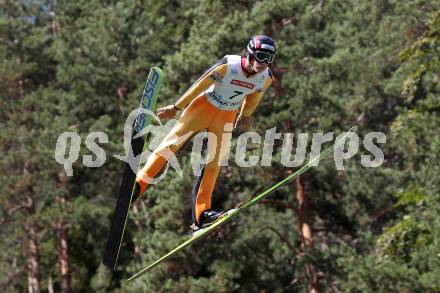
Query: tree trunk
[[58, 219, 71, 293], [58, 171, 71, 293], [48, 273, 54, 293], [294, 176, 318, 293], [27, 222, 40, 293], [24, 162, 40, 293]]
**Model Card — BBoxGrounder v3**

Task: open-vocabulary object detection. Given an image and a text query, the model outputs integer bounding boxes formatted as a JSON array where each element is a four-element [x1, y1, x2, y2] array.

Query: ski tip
[[348, 125, 358, 132], [151, 66, 164, 75]]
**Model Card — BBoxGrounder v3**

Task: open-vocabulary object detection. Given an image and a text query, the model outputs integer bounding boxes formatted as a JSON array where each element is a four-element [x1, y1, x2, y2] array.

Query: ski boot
[[190, 209, 224, 236]]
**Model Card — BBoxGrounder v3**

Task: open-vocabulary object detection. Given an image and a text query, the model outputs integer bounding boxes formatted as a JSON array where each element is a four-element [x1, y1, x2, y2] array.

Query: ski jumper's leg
[[191, 104, 238, 225], [135, 95, 211, 196]]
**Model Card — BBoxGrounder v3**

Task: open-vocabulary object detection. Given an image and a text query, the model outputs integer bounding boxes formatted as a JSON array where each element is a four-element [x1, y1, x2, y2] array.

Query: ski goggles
[[254, 50, 275, 64]]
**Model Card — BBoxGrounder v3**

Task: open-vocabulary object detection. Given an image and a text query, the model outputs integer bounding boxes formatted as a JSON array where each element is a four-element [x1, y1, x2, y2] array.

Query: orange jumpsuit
[[135, 55, 272, 225]]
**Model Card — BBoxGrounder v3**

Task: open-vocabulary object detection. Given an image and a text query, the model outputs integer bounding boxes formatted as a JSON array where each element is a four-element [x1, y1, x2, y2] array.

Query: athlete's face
[[251, 59, 268, 73]]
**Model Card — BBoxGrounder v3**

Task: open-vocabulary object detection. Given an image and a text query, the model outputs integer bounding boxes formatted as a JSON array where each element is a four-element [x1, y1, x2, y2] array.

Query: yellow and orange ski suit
[[135, 55, 272, 225]]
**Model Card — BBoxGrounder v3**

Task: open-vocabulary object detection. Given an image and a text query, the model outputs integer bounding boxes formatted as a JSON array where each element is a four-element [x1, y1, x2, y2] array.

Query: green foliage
[[1, 0, 440, 292], [376, 215, 430, 261]]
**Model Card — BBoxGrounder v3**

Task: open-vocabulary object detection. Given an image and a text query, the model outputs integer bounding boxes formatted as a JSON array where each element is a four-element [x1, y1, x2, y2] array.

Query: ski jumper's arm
[[174, 59, 228, 110], [239, 75, 273, 117]]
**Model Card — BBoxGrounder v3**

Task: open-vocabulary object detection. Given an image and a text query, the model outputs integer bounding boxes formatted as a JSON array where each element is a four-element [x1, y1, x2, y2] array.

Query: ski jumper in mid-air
[[132, 35, 277, 232]]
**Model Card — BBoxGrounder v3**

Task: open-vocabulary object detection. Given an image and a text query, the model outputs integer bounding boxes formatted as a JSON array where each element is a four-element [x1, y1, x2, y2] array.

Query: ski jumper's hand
[[235, 115, 252, 131], [157, 105, 179, 119]]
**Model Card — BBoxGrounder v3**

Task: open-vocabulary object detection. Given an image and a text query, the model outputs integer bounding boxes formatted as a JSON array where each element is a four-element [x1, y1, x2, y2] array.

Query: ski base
[[102, 67, 164, 270]]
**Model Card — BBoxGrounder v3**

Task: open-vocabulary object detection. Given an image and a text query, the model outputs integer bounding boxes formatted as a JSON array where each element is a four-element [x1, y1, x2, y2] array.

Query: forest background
[[1, 0, 439, 292]]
